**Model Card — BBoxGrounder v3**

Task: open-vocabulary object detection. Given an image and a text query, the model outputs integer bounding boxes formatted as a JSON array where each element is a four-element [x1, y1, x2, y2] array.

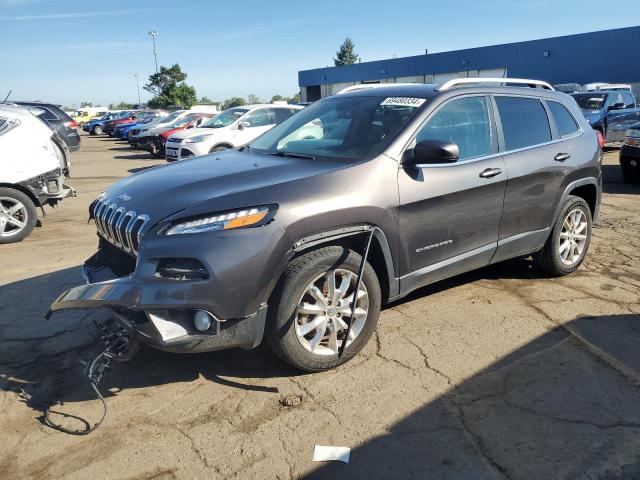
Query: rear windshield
[[571, 94, 606, 110]]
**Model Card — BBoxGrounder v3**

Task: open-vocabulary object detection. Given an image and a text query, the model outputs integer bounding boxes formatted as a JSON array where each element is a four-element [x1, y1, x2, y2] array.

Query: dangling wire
[[338, 226, 379, 360]]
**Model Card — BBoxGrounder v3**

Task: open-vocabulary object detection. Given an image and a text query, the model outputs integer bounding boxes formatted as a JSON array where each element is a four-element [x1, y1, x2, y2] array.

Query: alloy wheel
[[0, 197, 28, 238], [559, 208, 588, 266], [294, 268, 369, 356]]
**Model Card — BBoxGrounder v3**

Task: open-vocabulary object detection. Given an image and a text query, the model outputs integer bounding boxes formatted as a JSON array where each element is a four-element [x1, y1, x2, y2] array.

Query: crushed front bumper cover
[[19, 168, 76, 206], [46, 255, 267, 354]]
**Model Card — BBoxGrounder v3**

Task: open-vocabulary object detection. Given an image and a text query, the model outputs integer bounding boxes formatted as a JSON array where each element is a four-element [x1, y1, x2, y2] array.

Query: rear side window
[[244, 108, 274, 127], [495, 96, 551, 150], [547, 101, 579, 138], [273, 108, 295, 124], [622, 92, 636, 108], [416, 96, 491, 161], [38, 107, 59, 121]]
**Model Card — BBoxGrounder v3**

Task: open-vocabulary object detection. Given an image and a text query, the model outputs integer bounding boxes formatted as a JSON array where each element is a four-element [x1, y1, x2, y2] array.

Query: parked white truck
[[0, 105, 75, 243]]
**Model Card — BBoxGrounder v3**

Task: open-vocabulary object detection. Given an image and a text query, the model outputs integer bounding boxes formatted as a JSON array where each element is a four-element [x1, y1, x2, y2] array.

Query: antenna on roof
[[2, 90, 11, 103]]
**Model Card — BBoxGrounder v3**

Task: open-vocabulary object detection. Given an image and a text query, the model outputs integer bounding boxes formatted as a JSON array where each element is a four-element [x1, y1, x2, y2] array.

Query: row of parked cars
[[89, 104, 309, 161], [569, 85, 640, 183]]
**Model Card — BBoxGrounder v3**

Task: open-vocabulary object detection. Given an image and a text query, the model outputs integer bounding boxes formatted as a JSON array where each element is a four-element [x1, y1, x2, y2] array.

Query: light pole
[[134, 74, 141, 107], [148, 30, 159, 73]]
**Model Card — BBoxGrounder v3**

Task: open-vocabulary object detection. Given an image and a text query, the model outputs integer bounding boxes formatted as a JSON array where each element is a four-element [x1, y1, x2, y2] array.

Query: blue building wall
[[298, 27, 640, 87]]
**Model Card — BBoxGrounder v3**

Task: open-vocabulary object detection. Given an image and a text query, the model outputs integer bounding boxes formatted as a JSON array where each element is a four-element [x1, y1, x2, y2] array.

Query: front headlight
[[185, 134, 212, 144], [165, 206, 272, 235]]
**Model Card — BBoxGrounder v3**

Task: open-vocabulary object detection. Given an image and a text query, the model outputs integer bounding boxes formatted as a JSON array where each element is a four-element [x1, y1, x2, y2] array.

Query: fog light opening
[[194, 310, 214, 332]]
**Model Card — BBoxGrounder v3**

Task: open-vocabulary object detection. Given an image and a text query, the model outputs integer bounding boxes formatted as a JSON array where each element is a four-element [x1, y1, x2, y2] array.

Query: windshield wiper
[[269, 151, 316, 160]]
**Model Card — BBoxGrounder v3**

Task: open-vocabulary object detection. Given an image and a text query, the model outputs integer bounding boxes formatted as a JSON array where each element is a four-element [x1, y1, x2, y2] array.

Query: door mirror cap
[[406, 140, 460, 166], [238, 121, 250, 130], [608, 102, 625, 111]]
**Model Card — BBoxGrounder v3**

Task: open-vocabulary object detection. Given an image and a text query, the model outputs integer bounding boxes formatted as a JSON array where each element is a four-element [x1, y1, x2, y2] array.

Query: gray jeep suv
[[48, 79, 602, 372]]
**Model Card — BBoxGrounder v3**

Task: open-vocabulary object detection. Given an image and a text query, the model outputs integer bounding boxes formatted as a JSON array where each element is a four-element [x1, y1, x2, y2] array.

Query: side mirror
[[608, 102, 625, 111], [405, 140, 459, 166], [238, 121, 250, 130]]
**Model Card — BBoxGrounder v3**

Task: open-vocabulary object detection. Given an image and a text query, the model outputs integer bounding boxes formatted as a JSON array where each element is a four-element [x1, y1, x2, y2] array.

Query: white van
[[0, 105, 75, 243]]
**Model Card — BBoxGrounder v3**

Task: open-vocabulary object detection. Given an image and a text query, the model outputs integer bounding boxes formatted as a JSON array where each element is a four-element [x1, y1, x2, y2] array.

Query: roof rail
[[438, 77, 555, 91], [335, 83, 420, 95]]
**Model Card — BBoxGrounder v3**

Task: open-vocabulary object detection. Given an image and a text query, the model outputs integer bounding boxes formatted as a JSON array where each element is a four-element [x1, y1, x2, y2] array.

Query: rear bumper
[[47, 256, 268, 353]]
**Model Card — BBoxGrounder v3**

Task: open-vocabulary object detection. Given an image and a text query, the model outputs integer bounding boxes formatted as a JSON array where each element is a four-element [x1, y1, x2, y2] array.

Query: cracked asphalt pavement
[[1, 135, 639, 479]]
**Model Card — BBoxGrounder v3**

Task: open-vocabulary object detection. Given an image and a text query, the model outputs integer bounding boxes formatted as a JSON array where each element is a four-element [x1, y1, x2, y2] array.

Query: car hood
[[99, 150, 346, 223], [168, 126, 230, 141]]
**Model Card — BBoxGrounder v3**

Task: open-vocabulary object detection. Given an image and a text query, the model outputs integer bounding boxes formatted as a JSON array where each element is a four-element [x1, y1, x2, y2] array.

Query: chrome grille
[[92, 197, 150, 255]]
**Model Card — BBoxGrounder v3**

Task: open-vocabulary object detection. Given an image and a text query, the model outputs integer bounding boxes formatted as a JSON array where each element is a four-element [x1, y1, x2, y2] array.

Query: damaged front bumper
[[46, 251, 268, 354], [19, 168, 76, 207]]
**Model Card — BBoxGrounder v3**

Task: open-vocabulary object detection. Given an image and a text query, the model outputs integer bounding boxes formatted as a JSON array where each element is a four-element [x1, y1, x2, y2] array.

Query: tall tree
[[144, 64, 197, 109], [334, 37, 359, 66], [271, 94, 285, 102], [109, 101, 135, 110], [223, 97, 247, 109], [247, 93, 261, 105]]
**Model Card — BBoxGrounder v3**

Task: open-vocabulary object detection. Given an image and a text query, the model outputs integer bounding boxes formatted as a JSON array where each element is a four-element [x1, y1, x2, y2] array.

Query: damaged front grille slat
[[92, 198, 150, 256]]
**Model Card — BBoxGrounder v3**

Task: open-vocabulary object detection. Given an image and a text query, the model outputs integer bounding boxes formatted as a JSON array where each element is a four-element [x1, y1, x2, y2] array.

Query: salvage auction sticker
[[381, 97, 426, 107]]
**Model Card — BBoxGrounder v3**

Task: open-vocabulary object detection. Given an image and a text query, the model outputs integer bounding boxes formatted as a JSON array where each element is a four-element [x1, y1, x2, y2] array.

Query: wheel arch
[[209, 142, 234, 153], [289, 225, 399, 304], [542, 177, 600, 246], [0, 183, 40, 208], [568, 183, 598, 218]]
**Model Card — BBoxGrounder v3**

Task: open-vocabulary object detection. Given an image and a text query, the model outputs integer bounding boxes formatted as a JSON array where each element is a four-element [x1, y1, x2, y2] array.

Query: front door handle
[[554, 152, 571, 162], [479, 167, 503, 179]]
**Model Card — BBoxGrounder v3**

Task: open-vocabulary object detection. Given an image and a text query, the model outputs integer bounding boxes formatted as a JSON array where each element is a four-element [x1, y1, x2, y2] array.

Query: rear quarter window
[[495, 96, 551, 151], [38, 107, 60, 121], [547, 101, 580, 138]]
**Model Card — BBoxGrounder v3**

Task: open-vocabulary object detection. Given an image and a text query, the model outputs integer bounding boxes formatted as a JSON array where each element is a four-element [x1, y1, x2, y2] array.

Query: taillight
[[64, 120, 78, 129], [596, 130, 605, 149]]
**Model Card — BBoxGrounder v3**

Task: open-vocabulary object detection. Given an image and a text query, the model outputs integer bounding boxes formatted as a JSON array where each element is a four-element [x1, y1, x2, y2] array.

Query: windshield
[[201, 108, 248, 128], [173, 115, 199, 128], [250, 95, 425, 161], [160, 111, 182, 123], [572, 94, 606, 110]]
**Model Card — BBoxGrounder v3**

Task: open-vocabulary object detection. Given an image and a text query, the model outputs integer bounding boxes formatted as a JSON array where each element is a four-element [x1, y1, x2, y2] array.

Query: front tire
[[535, 195, 592, 276], [0, 188, 37, 244], [93, 125, 103, 135], [266, 246, 381, 372]]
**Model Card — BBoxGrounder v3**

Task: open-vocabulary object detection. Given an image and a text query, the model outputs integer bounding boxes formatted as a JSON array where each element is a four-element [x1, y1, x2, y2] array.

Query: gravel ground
[[1, 135, 639, 480]]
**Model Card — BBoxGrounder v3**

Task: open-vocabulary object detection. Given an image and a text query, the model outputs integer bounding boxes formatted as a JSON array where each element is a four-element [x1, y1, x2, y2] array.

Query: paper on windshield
[[381, 97, 426, 108]]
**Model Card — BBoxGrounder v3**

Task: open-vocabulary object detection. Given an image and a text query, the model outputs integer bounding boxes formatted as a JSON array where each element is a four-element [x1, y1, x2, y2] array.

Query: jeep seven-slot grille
[[93, 197, 150, 255]]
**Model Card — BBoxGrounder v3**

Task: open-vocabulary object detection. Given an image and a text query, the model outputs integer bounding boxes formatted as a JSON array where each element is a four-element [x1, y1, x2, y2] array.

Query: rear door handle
[[554, 153, 571, 162], [479, 168, 503, 179]]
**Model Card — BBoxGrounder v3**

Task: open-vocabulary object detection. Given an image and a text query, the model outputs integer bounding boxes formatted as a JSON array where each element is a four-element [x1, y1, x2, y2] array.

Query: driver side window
[[243, 109, 275, 127], [415, 96, 491, 161]]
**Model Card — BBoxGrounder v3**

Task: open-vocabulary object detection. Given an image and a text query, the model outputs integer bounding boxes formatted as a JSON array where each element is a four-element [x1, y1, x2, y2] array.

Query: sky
[[0, 0, 638, 108]]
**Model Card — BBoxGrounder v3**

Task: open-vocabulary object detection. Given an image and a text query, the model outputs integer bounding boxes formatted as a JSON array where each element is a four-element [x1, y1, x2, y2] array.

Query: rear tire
[[266, 246, 381, 372], [535, 195, 592, 276], [0, 188, 37, 244]]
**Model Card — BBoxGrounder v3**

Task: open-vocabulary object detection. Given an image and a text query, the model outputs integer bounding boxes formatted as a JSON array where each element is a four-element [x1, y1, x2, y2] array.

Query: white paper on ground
[[148, 313, 188, 342], [312, 445, 350, 463]]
